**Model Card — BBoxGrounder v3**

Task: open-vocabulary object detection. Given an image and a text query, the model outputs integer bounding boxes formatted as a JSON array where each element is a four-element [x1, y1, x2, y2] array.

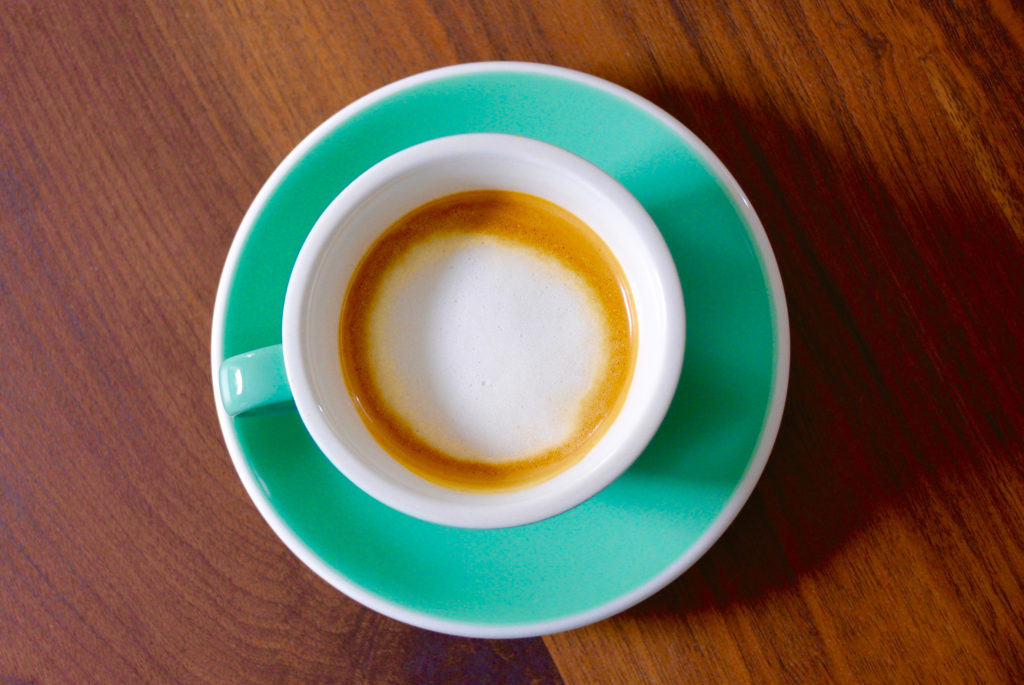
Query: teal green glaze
[[220, 69, 781, 626], [219, 345, 293, 417]]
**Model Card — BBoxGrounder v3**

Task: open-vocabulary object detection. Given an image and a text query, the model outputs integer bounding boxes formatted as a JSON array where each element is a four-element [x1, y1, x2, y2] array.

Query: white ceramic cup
[[221, 133, 684, 528]]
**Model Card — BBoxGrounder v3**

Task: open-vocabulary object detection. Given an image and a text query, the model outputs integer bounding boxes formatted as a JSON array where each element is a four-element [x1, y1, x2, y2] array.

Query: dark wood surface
[[2, 1, 1022, 682]]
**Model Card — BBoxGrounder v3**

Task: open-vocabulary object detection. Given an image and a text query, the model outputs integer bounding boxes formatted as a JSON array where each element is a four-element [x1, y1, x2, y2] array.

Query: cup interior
[[283, 134, 683, 528]]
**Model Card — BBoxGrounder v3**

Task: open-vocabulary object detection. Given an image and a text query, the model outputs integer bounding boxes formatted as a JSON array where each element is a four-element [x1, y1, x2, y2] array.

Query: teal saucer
[[211, 63, 789, 638]]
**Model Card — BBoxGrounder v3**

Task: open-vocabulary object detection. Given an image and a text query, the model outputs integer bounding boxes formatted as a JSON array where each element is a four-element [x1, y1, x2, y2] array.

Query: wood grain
[[1, 0, 1021, 682]]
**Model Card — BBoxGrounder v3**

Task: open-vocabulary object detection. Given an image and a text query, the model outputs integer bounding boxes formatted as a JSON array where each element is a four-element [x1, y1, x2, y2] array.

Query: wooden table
[[2, 1, 1021, 682]]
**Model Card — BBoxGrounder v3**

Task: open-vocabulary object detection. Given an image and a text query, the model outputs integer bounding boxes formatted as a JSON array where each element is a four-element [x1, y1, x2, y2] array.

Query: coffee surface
[[340, 190, 635, 492]]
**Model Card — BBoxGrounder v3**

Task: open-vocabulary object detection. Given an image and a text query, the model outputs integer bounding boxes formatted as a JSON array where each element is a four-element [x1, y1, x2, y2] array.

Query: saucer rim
[[210, 61, 790, 638]]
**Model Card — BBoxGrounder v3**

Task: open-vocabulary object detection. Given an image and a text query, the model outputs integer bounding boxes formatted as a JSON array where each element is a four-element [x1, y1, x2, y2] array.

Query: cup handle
[[218, 344, 294, 417]]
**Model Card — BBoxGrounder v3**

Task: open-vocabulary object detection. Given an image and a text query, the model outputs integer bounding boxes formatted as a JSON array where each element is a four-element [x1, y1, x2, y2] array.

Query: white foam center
[[367, 234, 604, 463]]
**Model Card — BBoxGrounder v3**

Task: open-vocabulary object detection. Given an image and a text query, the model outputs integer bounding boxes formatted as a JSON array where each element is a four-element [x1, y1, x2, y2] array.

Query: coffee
[[339, 190, 637, 492]]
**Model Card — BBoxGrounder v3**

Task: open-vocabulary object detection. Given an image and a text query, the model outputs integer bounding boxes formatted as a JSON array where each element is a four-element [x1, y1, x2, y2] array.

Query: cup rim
[[281, 132, 685, 528]]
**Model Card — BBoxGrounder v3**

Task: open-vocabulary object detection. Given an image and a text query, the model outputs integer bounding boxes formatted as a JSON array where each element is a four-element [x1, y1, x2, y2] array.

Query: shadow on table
[[595, 69, 992, 619]]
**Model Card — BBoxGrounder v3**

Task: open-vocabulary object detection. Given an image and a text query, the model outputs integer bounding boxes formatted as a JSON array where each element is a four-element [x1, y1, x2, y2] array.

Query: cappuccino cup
[[219, 134, 684, 528]]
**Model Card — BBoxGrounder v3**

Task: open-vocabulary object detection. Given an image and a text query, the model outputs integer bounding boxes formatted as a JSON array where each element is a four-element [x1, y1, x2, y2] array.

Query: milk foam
[[368, 234, 605, 463]]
